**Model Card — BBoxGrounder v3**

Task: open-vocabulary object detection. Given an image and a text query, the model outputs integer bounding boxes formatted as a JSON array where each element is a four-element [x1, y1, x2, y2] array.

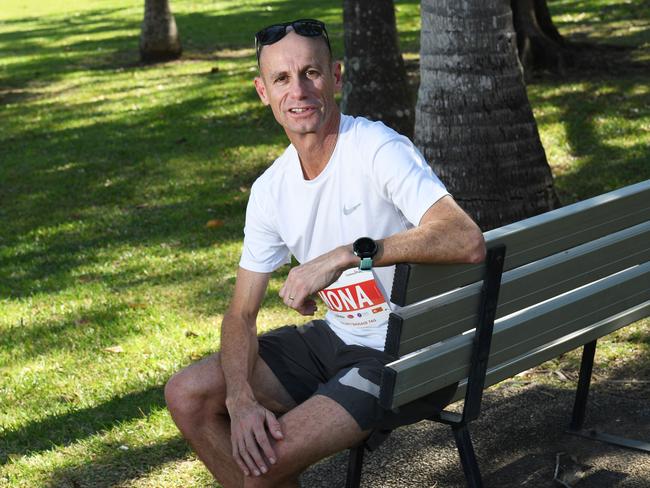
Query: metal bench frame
[[345, 179, 650, 487]]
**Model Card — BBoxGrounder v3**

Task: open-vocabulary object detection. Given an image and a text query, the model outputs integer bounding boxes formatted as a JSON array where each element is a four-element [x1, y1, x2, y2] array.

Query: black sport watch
[[353, 237, 378, 270]]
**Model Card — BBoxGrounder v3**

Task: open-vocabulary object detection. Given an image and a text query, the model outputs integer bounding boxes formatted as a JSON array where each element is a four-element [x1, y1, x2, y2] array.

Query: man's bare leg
[[243, 394, 370, 488], [164, 352, 296, 487]]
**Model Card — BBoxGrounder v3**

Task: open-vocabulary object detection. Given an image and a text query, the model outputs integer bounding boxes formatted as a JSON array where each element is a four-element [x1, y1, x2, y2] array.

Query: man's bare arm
[[221, 267, 282, 477], [376, 195, 485, 266], [279, 196, 485, 312]]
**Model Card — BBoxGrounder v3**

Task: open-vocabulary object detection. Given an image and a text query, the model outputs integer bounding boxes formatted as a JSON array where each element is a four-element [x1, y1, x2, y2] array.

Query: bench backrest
[[380, 179, 650, 410]]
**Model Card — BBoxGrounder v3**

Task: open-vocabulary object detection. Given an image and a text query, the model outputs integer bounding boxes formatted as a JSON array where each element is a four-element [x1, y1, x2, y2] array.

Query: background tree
[[415, 0, 560, 230], [511, 0, 569, 74], [341, 0, 413, 137], [140, 0, 182, 62]]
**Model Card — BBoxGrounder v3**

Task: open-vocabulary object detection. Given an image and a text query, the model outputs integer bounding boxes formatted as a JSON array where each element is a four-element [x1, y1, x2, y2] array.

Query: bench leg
[[566, 339, 650, 452], [570, 339, 597, 430], [345, 446, 364, 488], [452, 424, 483, 488]]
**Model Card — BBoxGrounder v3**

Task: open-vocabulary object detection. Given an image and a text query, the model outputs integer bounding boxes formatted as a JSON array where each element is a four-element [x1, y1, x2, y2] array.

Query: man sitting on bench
[[164, 18, 486, 487]]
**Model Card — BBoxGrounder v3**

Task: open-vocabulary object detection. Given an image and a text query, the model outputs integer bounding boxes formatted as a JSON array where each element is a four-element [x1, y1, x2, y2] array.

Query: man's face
[[254, 31, 342, 139]]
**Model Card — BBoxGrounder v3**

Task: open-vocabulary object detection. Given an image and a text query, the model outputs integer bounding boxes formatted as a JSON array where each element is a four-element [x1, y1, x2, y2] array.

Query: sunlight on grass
[[528, 75, 650, 201], [1, 0, 648, 486]]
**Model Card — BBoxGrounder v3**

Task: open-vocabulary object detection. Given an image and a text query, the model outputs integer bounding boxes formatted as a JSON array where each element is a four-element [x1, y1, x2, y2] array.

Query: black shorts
[[258, 320, 457, 431]]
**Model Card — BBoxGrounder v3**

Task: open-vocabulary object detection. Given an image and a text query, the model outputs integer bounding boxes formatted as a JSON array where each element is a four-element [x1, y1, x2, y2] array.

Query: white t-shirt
[[239, 114, 449, 350]]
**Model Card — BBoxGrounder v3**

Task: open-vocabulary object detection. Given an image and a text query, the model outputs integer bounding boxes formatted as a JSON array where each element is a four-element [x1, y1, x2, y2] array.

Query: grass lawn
[[1, 0, 648, 486]]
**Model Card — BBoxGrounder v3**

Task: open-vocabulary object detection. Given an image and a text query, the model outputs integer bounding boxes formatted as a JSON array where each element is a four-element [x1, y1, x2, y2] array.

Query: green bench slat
[[387, 221, 650, 356], [449, 301, 650, 403], [391, 179, 650, 306], [381, 262, 650, 409]]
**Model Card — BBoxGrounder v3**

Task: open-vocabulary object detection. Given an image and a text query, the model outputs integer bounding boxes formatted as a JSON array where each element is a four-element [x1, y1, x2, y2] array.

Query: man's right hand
[[226, 397, 284, 477], [279, 245, 358, 314]]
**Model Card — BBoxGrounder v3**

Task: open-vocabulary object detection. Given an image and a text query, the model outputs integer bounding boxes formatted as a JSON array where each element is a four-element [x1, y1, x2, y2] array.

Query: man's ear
[[254, 76, 270, 106], [332, 61, 343, 92]]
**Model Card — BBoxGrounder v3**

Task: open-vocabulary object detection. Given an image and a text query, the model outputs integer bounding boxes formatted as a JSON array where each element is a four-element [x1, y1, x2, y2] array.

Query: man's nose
[[288, 76, 308, 99]]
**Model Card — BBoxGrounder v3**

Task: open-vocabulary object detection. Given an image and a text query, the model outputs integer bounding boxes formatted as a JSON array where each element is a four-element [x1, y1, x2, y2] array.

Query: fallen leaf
[[104, 345, 124, 353], [185, 330, 199, 338], [128, 303, 147, 309], [206, 219, 224, 228]]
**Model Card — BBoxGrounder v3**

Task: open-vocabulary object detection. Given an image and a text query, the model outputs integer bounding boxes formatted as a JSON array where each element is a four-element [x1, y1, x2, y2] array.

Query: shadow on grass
[[0, 384, 166, 465], [0, 301, 136, 363], [0, 8, 138, 94], [0, 188, 253, 297], [524, 2, 650, 203], [524, 1, 650, 204], [46, 437, 192, 488], [0, 1, 346, 90], [550, 0, 650, 49], [531, 75, 650, 203], [0, 79, 281, 299], [3, 0, 647, 303], [0, 0, 351, 303]]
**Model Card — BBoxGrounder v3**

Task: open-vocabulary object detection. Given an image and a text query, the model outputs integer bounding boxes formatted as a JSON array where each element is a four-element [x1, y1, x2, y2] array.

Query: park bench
[[346, 179, 650, 488]]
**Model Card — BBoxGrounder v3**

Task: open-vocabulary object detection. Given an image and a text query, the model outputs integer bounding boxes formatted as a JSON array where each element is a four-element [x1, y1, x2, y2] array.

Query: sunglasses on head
[[254, 18, 331, 65]]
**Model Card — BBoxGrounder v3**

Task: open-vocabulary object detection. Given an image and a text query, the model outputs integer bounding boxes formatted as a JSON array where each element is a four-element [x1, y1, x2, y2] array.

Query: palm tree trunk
[[140, 0, 182, 63], [415, 0, 560, 230], [341, 0, 414, 137]]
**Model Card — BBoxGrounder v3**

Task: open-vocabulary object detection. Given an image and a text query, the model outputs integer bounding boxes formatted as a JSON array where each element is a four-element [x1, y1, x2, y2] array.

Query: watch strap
[[359, 257, 373, 270]]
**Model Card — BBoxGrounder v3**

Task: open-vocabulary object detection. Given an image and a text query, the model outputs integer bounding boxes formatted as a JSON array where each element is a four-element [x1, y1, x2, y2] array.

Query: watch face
[[354, 237, 377, 258]]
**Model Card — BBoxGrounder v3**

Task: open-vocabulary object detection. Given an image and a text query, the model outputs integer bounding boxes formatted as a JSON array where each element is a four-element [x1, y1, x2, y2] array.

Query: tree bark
[[415, 0, 560, 231], [140, 0, 182, 63], [511, 0, 569, 74], [341, 0, 414, 137]]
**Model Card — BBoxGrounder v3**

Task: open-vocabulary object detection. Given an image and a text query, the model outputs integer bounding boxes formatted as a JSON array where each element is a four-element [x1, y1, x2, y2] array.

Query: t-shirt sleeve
[[239, 186, 291, 273], [370, 137, 450, 226]]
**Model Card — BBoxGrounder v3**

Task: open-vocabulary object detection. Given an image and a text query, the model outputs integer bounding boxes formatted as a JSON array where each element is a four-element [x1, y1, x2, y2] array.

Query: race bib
[[317, 268, 391, 328]]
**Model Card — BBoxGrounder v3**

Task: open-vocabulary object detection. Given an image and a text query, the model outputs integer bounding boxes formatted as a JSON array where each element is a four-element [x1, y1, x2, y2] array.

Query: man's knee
[[164, 354, 227, 418]]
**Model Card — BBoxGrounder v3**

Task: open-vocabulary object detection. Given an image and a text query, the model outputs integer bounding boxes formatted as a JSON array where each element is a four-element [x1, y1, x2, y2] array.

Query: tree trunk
[[415, 0, 560, 231], [341, 0, 414, 137], [140, 0, 182, 63], [511, 0, 570, 74]]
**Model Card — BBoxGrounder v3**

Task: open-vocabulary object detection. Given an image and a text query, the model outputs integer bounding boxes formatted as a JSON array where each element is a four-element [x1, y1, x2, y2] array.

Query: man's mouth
[[289, 107, 316, 114]]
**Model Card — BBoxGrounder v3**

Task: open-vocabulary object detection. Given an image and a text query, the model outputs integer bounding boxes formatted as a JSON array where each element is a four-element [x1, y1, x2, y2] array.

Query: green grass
[[1, 0, 649, 486], [527, 0, 650, 202]]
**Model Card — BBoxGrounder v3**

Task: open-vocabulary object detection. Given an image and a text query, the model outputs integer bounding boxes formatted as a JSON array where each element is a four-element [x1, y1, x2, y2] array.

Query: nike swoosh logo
[[343, 203, 361, 215]]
